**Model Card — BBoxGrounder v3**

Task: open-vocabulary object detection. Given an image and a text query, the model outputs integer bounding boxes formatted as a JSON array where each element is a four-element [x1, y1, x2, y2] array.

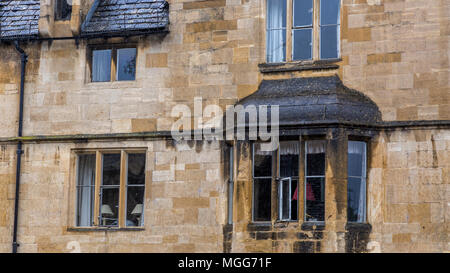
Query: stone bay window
[[229, 76, 379, 250]]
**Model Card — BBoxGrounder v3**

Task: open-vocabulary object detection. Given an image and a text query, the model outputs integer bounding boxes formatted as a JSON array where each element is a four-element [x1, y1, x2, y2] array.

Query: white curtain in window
[[77, 155, 95, 226], [280, 141, 299, 155], [306, 140, 326, 154], [92, 50, 111, 82], [267, 0, 286, 62], [348, 141, 366, 222]]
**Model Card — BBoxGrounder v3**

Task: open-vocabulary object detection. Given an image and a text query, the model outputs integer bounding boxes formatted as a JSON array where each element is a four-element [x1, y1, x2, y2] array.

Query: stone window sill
[[259, 59, 341, 73], [345, 222, 372, 232], [67, 227, 145, 232]]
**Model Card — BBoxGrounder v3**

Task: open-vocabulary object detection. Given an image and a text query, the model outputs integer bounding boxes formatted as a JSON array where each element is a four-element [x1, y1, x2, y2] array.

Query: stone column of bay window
[[323, 128, 348, 253], [234, 141, 252, 225]]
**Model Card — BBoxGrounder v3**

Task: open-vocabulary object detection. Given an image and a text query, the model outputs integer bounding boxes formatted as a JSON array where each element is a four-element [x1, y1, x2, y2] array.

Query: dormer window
[[55, 0, 72, 21]]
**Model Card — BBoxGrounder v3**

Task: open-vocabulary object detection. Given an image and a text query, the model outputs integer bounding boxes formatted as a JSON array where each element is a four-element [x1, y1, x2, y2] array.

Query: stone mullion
[[324, 128, 348, 252]]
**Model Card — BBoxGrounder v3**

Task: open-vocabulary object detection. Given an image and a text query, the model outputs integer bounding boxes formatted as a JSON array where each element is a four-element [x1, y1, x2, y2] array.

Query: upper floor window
[[90, 46, 137, 82], [266, 0, 341, 63], [55, 0, 72, 21], [76, 150, 146, 228]]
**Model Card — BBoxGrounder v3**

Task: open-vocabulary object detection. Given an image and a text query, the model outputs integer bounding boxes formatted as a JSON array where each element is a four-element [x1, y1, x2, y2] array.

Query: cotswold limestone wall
[[340, 0, 450, 121], [0, 140, 226, 253], [368, 128, 449, 252]]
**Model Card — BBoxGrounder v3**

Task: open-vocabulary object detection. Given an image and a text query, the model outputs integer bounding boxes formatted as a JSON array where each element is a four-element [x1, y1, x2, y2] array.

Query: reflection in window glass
[[305, 140, 326, 222], [266, 0, 287, 62], [117, 48, 137, 81], [279, 141, 299, 221], [348, 141, 367, 222], [55, 0, 72, 21], [92, 49, 111, 82], [253, 143, 272, 221], [100, 153, 120, 226], [76, 154, 96, 227], [320, 0, 340, 59], [126, 153, 146, 227]]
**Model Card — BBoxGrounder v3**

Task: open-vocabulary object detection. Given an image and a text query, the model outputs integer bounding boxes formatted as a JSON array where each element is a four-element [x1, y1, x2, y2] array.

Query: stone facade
[[0, 0, 448, 253]]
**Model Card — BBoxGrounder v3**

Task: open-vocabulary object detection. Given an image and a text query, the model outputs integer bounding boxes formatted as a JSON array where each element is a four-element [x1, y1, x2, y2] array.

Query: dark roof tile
[[82, 0, 169, 36], [0, 0, 40, 40]]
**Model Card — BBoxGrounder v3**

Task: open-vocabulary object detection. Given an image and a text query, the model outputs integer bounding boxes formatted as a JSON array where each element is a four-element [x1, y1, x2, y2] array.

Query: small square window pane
[[348, 177, 366, 222], [117, 48, 136, 81], [293, 0, 313, 27], [128, 153, 146, 185], [267, 29, 286, 63], [320, 25, 339, 59], [126, 186, 145, 226], [92, 49, 111, 82], [292, 28, 312, 61], [306, 141, 326, 176], [102, 154, 121, 185], [267, 0, 287, 29], [305, 177, 325, 221], [320, 0, 341, 25], [253, 178, 272, 221], [280, 141, 299, 178], [100, 187, 119, 226]]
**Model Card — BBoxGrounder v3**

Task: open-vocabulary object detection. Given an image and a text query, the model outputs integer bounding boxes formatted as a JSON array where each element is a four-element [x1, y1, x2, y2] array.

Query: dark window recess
[[347, 141, 367, 222], [279, 141, 299, 221], [305, 141, 326, 222], [253, 143, 272, 221], [55, 0, 72, 21]]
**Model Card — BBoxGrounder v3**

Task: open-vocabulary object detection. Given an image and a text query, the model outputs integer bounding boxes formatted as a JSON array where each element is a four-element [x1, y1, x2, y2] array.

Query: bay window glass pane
[[293, 28, 312, 60], [348, 177, 365, 222], [253, 178, 272, 221], [117, 48, 136, 81], [253, 143, 272, 177], [293, 0, 313, 27], [266, 0, 287, 63], [76, 154, 96, 227], [348, 141, 367, 222], [92, 49, 111, 82], [280, 179, 290, 220], [306, 141, 326, 176], [320, 25, 339, 59], [320, 0, 341, 25], [305, 140, 326, 222], [267, 30, 286, 63], [305, 177, 325, 221]]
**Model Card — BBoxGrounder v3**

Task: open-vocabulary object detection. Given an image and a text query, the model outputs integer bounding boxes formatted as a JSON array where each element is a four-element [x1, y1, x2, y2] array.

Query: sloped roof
[[237, 76, 382, 127], [81, 0, 169, 37], [0, 0, 40, 40]]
